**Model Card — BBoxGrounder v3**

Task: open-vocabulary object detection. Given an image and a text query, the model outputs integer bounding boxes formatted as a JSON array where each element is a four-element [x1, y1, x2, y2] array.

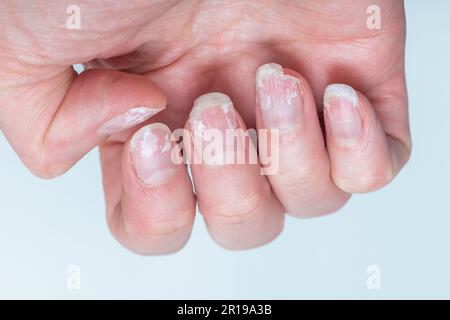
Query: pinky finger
[[324, 84, 410, 193]]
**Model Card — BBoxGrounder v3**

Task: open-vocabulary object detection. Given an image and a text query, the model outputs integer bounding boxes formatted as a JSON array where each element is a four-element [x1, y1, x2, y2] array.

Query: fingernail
[[189, 92, 238, 165], [130, 123, 176, 186], [256, 63, 303, 130], [324, 84, 361, 144], [99, 107, 163, 135]]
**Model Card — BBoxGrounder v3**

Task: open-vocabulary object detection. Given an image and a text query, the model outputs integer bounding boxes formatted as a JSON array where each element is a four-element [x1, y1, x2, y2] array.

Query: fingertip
[[324, 84, 396, 193], [100, 121, 196, 255], [108, 205, 194, 256], [256, 63, 348, 217]]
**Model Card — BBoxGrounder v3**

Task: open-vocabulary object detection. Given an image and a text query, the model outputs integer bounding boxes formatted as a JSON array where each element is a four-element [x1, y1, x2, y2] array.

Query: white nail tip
[[256, 63, 284, 87], [256, 63, 300, 88], [324, 84, 358, 108], [99, 106, 163, 135], [190, 92, 233, 118]]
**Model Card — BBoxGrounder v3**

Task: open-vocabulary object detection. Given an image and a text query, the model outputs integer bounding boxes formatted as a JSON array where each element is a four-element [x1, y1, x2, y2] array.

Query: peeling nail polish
[[256, 63, 303, 130], [130, 123, 176, 186], [99, 106, 163, 135], [323, 84, 361, 143]]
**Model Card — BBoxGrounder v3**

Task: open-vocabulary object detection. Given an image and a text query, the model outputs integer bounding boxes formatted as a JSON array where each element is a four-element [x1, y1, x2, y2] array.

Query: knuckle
[[334, 148, 396, 193], [275, 158, 329, 200], [125, 209, 194, 239], [335, 169, 393, 193], [203, 188, 266, 226], [279, 162, 324, 193], [287, 191, 351, 218], [108, 205, 194, 255], [285, 162, 318, 184], [19, 146, 66, 179]]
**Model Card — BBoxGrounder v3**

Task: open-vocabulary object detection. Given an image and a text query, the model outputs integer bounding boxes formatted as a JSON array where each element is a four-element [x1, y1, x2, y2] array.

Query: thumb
[[0, 67, 166, 178], [0, 0, 171, 178]]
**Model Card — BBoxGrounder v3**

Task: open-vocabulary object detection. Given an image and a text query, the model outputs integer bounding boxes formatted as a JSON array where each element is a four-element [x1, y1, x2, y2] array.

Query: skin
[[0, 0, 411, 254]]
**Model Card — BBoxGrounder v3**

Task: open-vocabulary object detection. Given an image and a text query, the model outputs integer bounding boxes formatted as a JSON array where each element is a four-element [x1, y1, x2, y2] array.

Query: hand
[[0, 0, 410, 254]]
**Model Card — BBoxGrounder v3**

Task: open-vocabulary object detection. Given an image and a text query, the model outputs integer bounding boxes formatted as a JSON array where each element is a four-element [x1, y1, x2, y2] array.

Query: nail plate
[[99, 106, 163, 135], [189, 92, 239, 165], [323, 84, 361, 143], [130, 123, 176, 186], [256, 63, 302, 130]]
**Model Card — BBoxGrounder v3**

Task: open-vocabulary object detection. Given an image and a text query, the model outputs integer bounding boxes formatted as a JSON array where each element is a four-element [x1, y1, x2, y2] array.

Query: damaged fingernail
[[256, 63, 303, 130], [130, 123, 176, 186], [189, 92, 239, 165], [323, 84, 361, 144], [99, 106, 163, 135]]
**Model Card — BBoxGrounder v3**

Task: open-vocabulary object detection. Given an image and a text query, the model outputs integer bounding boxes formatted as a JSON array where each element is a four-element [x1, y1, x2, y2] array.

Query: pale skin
[[0, 0, 411, 254]]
